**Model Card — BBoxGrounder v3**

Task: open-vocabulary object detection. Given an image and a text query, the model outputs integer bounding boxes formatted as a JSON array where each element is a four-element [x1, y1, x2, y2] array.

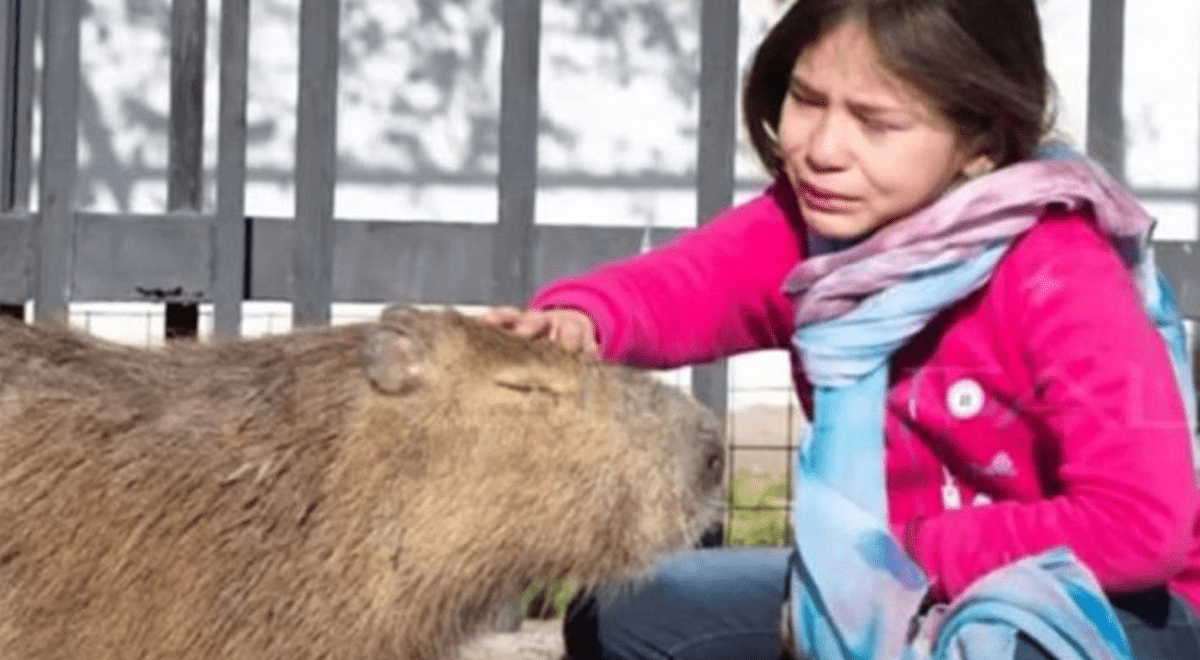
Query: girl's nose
[[805, 111, 851, 172]]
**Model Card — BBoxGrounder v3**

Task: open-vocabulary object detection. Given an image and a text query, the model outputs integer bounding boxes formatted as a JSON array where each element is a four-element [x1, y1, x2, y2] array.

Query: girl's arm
[[529, 183, 802, 369], [908, 213, 1199, 600]]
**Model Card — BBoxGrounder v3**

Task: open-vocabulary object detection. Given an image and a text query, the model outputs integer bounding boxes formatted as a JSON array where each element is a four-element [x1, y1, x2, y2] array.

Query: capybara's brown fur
[[0, 306, 724, 660]]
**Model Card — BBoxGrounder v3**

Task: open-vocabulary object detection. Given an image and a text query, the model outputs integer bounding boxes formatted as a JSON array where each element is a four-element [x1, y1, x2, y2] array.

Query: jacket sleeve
[[527, 183, 802, 369], [908, 212, 1199, 600]]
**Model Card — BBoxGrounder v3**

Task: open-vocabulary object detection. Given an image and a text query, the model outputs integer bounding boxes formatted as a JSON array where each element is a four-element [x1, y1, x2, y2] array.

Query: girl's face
[[777, 20, 993, 241]]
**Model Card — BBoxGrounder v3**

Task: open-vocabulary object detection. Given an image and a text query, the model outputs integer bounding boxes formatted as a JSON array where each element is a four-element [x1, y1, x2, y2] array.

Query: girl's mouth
[[798, 181, 855, 212]]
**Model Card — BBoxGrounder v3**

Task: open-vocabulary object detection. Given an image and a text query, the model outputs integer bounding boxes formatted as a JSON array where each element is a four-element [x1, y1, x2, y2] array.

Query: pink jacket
[[529, 179, 1200, 608]]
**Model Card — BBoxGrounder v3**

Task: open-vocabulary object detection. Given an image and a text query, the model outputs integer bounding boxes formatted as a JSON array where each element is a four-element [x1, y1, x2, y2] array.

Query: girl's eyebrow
[[789, 74, 912, 118]]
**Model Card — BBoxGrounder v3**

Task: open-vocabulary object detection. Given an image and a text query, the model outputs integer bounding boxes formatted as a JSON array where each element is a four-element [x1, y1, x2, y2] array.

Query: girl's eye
[[788, 88, 823, 106], [860, 117, 903, 134]]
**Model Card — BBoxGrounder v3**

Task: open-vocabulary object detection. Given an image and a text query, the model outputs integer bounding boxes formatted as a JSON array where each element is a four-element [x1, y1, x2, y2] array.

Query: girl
[[486, 0, 1200, 658]]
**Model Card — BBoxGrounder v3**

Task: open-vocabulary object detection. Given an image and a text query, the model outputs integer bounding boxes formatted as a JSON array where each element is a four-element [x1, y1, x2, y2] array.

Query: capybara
[[0, 305, 725, 660]]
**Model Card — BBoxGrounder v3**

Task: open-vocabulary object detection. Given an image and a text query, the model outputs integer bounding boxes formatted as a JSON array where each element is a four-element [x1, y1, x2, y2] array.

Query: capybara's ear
[[364, 327, 427, 395], [378, 304, 426, 328]]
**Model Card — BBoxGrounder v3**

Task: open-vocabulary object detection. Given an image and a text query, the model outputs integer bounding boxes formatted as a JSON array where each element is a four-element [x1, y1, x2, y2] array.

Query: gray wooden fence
[[2, 0, 1198, 411], [0, 0, 741, 412]]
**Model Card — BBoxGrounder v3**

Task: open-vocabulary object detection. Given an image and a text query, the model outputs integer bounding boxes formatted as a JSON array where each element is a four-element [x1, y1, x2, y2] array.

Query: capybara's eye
[[495, 380, 536, 393], [704, 450, 724, 483], [698, 435, 725, 492], [495, 380, 558, 397]]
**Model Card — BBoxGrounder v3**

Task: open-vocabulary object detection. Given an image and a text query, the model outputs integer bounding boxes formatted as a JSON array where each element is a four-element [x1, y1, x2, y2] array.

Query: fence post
[[1, 0, 36, 214], [166, 0, 207, 340], [292, 0, 340, 327], [1086, 0, 1125, 182], [491, 0, 542, 632], [213, 0, 249, 339], [168, 0, 206, 213], [1, 0, 9, 206], [492, 0, 541, 308], [691, 0, 739, 422], [34, 0, 80, 326]]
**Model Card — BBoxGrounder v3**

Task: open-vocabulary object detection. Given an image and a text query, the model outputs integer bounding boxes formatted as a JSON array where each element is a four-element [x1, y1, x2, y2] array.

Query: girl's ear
[[961, 153, 996, 180], [959, 131, 1000, 180]]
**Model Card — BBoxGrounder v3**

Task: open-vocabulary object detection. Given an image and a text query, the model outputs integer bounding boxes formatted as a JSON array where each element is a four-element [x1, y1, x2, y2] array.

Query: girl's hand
[[482, 307, 599, 356]]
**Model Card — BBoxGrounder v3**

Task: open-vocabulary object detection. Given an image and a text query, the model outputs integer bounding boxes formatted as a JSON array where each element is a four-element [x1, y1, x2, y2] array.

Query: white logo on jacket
[[946, 378, 985, 419], [981, 451, 1017, 477]]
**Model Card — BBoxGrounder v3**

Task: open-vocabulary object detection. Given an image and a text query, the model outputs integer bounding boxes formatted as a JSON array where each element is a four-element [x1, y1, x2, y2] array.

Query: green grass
[[519, 578, 582, 620], [726, 471, 791, 547]]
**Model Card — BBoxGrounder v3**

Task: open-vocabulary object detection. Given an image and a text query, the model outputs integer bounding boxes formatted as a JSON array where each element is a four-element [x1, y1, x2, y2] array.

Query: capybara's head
[[346, 306, 725, 584]]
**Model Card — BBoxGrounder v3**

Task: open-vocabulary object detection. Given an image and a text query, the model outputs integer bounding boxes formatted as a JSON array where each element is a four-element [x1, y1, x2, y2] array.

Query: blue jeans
[[563, 548, 1200, 660]]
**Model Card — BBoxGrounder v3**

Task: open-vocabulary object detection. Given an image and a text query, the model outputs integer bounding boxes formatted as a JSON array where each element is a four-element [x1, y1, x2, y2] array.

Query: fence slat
[[35, 0, 81, 325], [493, 5, 545, 621], [166, 0, 207, 339], [492, 0, 541, 306], [696, 0, 738, 225], [691, 0, 740, 419], [1, 0, 36, 213], [1156, 243, 1200, 318], [1, 1, 13, 210], [14, 214, 684, 306], [0, 212, 31, 302], [292, 0, 340, 327], [71, 212, 211, 304], [168, 0, 206, 211], [213, 0, 249, 338], [1086, 0, 1125, 182], [251, 221, 681, 306]]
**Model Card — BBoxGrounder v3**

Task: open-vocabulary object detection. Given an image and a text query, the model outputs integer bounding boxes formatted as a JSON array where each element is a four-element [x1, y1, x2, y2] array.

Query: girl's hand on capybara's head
[[481, 307, 598, 356]]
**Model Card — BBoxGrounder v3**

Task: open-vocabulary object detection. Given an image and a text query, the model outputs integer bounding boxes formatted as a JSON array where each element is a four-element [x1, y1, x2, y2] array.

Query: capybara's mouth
[[686, 495, 728, 545]]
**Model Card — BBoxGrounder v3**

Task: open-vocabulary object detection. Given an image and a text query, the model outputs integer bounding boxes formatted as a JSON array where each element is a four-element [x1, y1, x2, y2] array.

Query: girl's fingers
[[513, 313, 552, 339], [554, 318, 599, 356], [553, 323, 581, 351], [580, 331, 599, 356], [481, 307, 597, 354], [567, 333, 598, 356], [482, 307, 548, 338], [482, 306, 522, 327]]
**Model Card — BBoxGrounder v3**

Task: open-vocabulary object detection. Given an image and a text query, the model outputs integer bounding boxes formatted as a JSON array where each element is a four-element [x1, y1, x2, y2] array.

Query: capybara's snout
[[653, 388, 727, 538]]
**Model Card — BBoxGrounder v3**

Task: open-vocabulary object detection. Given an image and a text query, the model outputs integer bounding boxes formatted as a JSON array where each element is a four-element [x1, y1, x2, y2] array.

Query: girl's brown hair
[[743, 0, 1053, 176]]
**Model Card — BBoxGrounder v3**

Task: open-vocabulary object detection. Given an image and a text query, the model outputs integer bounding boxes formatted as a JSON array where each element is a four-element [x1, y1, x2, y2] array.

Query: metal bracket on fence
[[135, 286, 204, 303]]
